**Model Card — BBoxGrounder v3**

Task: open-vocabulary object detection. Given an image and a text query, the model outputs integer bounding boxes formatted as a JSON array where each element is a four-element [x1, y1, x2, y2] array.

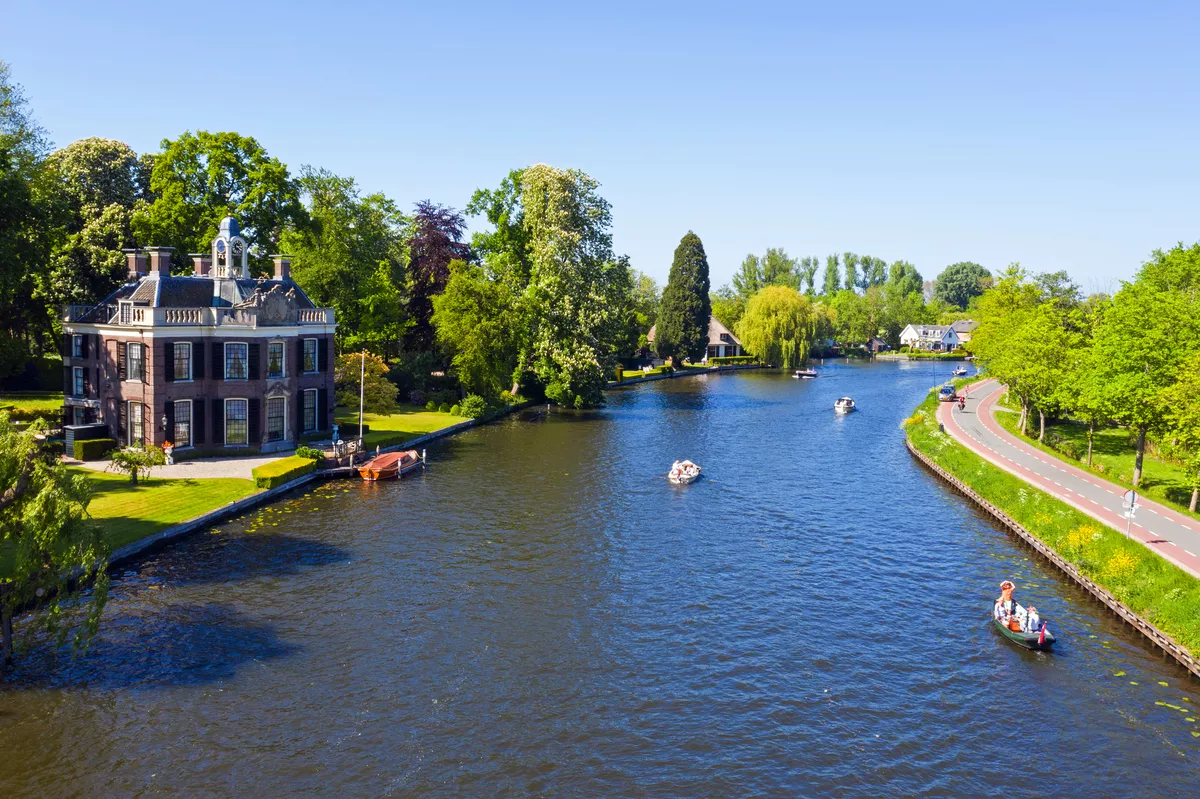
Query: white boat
[[793, 369, 817, 379], [952, 366, 968, 377], [834, 397, 856, 414], [668, 460, 702, 485]]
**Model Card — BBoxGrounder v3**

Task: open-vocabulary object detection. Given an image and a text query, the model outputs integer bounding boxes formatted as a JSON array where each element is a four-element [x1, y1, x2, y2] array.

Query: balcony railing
[[64, 305, 335, 328]]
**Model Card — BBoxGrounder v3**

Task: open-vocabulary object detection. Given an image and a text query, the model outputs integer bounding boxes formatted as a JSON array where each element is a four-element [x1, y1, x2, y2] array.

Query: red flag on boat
[[1038, 623, 1047, 646]]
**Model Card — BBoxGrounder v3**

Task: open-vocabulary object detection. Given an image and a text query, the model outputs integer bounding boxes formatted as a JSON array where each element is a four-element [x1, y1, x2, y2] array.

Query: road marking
[[1186, 550, 1197, 557]]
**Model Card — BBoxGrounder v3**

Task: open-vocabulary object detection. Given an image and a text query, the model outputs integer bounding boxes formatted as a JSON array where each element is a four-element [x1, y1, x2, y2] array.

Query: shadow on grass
[[0, 602, 299, 691]]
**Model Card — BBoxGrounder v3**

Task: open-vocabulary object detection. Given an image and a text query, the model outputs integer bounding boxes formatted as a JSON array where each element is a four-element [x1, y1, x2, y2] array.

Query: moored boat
[[834, 396, 856, 413], [793, 369, 817, 379], [358, 449, 424, 482], [992, 618, 1056, 651]]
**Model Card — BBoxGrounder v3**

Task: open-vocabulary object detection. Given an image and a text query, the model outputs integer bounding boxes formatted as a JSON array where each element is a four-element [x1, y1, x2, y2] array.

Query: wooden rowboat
[[993, 618, 1056, 651], [358, 450, 423, 482]]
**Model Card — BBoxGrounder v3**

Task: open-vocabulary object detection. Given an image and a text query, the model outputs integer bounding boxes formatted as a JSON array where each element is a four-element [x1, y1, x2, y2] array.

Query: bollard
[[939, 423, 945, 433]]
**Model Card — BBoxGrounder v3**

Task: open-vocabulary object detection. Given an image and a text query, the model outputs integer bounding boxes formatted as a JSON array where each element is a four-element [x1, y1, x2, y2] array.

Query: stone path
[[939, 378, 1200, 580], [68, 451, 286, 480]]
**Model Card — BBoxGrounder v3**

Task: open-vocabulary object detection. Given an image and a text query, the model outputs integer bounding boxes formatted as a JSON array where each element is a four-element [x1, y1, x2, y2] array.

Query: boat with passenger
[[668, 459, 702, 485], [358, 449, 424, 481], [952, 366, 968, 377], [792, 369, 817, 379], [834, 397, 856, 414], [992, 579, 1055, 650]]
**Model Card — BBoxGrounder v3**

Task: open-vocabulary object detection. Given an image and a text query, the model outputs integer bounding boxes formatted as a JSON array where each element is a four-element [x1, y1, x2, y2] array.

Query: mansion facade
[[61, 217, 336, 453]]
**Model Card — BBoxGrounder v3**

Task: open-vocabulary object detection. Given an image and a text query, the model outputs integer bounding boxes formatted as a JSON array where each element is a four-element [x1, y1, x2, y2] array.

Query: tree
[[1091, 244, 1200, 487], [432, 261, 520, 398], [467, 168, 533, 292], [1160, 353, 1200, 511], [405, 200, 468, 352], [1, 413, 108, 667], [822, 253, 840, 295], [732, 248, 798, 298], [933, 261, 991, 309], [736, 286, 816, 368], [622, 269, 660, 356], [520, 164, 629, 407], [861, 256, 888, 289], [656, 232, 712, 366], [280, 167, 408, 354], [797, 256, 820, 294], [842, 252, 860, 294], [731, 253, 763, 298], [334, 351, 400, 415], [131, 131, 306, 274], [107, 445, 166, 484], [887, 260, 923, 296], [710, 286, 746, 333]]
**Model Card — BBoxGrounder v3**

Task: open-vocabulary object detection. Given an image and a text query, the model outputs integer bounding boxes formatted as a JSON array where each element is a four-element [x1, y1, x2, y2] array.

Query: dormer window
[[120, 301, 132, 325]]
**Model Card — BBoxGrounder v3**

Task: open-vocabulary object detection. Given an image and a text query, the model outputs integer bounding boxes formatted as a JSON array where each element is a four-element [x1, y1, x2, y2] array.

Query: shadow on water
[[0, 603, 299, 691], [123, 533, 352, 587]]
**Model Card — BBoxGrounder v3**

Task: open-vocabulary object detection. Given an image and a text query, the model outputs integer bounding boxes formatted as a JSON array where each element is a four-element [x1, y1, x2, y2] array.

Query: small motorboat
[[358, 449, 424, 481], [668, 459, 701, 485], [792, 369, 817, 379], [834, 397, 856, 414], [952, 366, 968, 377], [993, 617, 1056, 651]]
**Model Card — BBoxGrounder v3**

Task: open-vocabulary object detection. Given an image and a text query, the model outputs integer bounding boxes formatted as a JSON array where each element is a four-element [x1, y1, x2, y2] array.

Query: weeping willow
[[735, 285, 817, 368]]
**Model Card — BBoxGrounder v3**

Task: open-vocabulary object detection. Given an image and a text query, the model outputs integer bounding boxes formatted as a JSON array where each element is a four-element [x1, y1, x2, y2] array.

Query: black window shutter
[[212, 398, 224, 444], [80, 334, 88, 359], [296, 390, 305, 434], [63, 333, 72, 357], [323, 338, 332, 373], [164, 341, 175, 383], [119, 402, 128, 442], [193, 341, 204, 379], [83, 369, 91, 396], [249, 398, 261, 444], [212, 343, 223, 381], [165, 400, 175, 439], [194, 399, 206, 445], [117, 341, 127, 379], [248, 343, 261, 380], [139, 403, 146, 446], [63, 366, 72, 396], [92, 367, 98, 396], [142, 343, 148, 384], [93, 334, 100, 360], [318, 389, 327, 431], [297, 340, 305, 373]]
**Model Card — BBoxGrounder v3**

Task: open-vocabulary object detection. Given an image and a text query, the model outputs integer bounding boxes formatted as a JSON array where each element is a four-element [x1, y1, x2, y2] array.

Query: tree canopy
[[933, 261, 991, 309], [656, 232, 712, 365], [736, 285, 816, 368]]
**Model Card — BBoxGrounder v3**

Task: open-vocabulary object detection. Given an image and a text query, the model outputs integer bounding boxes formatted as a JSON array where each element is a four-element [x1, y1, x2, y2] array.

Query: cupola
[[211, 216, 249, 278]]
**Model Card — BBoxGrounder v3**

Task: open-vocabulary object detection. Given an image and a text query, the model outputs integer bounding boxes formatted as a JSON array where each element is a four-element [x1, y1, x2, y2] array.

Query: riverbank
[[904, 384, 1200, 677], [875, 352, 969, 361], [607, 362, 763, 387]]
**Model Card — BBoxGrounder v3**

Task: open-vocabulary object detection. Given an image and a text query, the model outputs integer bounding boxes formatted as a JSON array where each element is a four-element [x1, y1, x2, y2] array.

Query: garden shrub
[[709, 355, 756, 365], [426, 400, 437, 411], [450, 404, 461, 416], [252, 455, 316, 489], [460, 395, 488, 419], [438, 402, 451, 414], [74, 437, 116, 461], [294, 446, 326, 466]]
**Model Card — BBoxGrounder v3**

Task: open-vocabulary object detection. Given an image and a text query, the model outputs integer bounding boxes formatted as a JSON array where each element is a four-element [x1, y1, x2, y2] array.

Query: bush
[[709, 355, 756, 365], [294, 446, 326, 466], [108, 445, 166, 483], [426, 400, 437, 411], [499, 390, 524, 405], [408, 389, 426, 406], [74, 437, 116, 461], [460, 395, 488, 419], [251, 455, 316, 489], [438, 402, 451, 414], [449, 404, 461, 416]]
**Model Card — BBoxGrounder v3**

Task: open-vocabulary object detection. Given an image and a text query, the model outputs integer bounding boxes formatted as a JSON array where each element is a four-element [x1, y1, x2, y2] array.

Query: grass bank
[[994, 411, 1200, 522], [1, 392, 63, 422], [334, 404, 460, 449], [1, 468, 257, 578], [905, 387, 1200, 657]]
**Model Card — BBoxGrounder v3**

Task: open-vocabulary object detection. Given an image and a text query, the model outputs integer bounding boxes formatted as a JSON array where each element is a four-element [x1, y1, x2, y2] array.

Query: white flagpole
[[359, 349, 365, 447]]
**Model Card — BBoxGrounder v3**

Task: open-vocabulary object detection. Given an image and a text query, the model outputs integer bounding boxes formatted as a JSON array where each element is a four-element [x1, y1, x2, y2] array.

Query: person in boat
[[994, 579, 1028, 629]]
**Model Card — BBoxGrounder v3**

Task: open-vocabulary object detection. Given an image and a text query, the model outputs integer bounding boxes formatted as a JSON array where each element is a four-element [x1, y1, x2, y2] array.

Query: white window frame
[[224, 341, 249, 381], [173, 342, 193, 382], [266, 396, 287, 442], [303, 388, 318, 432], [119, 301, 132, 325], [128, 401, 144, 447], [303, 338, 319, 374], [72, 334, 83, 358], [126, 342, 145, 382], [224, 398, 249, 447], [267, 341, 286, 379], [173, 399, 192, 449], [73, 366, 84, 397]]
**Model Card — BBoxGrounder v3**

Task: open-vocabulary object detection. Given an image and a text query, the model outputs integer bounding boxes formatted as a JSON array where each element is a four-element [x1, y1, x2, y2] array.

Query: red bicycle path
[[935, 378, 1200, 580]]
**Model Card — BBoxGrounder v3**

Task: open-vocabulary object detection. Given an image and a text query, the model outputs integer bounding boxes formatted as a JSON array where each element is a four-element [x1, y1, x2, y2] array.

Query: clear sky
[[4, 1, 1198, 292]]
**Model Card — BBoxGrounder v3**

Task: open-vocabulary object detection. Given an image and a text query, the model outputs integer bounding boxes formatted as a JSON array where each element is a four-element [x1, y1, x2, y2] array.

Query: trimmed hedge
[[709, 355, 756, 365], [74, 437, 116, 461], [251, 455, 316, 489], [336, 422, 370, 436]]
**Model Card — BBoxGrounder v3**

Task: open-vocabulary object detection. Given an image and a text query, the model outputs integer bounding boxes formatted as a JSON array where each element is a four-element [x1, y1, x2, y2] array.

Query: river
[[2, 362, 1198, 797]]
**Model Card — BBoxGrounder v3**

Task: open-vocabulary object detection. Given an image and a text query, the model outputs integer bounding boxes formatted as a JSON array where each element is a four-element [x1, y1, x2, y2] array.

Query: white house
[[899, 323, 959, 351], [647, 315, 745, 361]]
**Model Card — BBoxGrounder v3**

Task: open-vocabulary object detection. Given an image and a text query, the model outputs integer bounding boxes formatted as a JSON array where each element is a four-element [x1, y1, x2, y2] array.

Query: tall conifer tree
[[655, 232, 711, 365]]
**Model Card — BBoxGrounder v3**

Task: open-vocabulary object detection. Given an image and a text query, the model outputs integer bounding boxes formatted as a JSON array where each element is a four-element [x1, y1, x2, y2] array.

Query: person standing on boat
[[994, 579, 1027, 628]]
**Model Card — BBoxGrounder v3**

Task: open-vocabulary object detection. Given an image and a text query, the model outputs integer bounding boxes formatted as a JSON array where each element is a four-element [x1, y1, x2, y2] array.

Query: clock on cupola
[[211, 216, 249, 278]]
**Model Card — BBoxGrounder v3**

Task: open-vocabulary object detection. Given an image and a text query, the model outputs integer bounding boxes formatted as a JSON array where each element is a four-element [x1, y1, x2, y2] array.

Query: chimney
[[191, 253, 212, 277], [123, 249, 148, 281], [271, 255, 292, 281], [146, 246, 175, 277]]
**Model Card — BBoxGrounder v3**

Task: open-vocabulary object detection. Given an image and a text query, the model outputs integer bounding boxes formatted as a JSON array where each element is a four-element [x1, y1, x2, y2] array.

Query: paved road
[[939, 379, 1200, 579]]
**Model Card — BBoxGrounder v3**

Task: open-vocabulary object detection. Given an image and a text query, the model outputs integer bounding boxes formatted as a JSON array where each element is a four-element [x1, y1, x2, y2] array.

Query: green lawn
[[906, 388, 1200, 656], [2, 468, 258, 578], [334, 404, 461, 449], [994, 412, 1200, 521], [1, 392, 63, 421]]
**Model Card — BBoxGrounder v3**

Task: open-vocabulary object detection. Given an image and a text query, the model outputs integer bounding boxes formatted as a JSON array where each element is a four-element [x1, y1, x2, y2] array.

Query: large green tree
[[822, 253, 841, 295], [280, 167, 408, 355], [432, 260, 521, 398], [797, 256, 820, 294], [736, 285, 816, 368], [933, 261, 991, 309], [656, 232, 712, 365], [132, 131, 306, 274], [1, 413, 108, 667], [1160, 352, 1200, 511]]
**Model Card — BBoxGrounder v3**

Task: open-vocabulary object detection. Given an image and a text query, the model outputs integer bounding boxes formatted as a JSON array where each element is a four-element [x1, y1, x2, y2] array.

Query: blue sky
[[4, 1, 1198, 292]]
